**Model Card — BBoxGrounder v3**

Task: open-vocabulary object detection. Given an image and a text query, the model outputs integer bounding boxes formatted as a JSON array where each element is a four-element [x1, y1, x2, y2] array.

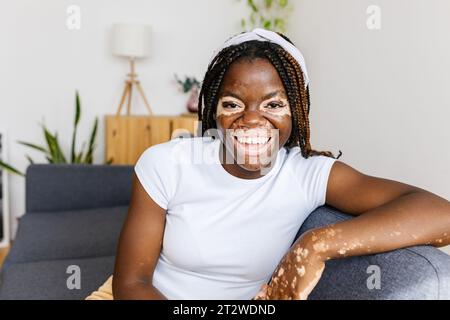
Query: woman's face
[[215, 57, 292, 174]]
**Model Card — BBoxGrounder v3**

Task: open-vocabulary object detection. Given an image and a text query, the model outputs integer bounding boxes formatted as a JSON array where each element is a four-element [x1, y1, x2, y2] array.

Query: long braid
[[279, 49, 310, 154], [265, 51, 305, 152], [197, 37, 342, 159]]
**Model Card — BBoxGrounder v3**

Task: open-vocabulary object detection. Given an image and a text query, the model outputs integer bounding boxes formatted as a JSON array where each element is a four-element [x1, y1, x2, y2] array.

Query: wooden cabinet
[[105, 114, 198, 165]]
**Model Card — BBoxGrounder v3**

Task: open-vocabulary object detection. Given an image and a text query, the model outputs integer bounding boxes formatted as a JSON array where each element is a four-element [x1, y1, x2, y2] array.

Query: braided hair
[[197, 33, 341, 159]]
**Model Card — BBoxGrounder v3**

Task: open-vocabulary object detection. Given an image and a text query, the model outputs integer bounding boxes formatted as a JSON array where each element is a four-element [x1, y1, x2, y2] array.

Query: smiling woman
[[86, 28, 450, 301]]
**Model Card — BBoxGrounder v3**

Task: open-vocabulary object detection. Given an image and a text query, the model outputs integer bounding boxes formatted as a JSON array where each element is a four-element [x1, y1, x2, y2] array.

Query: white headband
[[209, 28, 310, 88]]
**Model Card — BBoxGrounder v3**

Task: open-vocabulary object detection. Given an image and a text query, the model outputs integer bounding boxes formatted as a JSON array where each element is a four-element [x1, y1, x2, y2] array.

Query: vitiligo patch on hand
[[312, 242, 328, 253], [296, 266, 306, 277], [294, 247, 309, 258], [277, 268, 284, 277], [291, 276, 298, 290]]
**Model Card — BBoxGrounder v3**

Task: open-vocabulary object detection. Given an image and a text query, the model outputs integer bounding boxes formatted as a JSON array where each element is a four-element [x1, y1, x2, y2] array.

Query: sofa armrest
[[26, 164, 134, 213], [294, 205, 450, 300]]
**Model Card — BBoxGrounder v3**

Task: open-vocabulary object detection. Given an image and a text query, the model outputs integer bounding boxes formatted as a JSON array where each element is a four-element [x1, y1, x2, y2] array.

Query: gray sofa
[[0, 164, 449, 300]]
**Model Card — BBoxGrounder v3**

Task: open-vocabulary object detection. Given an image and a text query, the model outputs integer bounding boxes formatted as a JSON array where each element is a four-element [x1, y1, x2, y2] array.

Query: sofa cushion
[[4, 206, 127, 267], [0, 255, 114, 300]]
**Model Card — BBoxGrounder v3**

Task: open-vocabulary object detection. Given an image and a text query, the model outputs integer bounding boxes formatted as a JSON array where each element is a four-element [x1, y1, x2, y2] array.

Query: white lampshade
[[112, 23, 151, 59]]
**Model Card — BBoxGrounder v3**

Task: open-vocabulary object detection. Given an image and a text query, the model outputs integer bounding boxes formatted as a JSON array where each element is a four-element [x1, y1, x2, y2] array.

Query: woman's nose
[[241, 109, 266, 126]]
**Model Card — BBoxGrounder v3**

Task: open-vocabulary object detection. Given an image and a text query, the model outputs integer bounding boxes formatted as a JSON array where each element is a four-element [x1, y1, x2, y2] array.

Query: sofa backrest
[[26, 164, 134, 213]]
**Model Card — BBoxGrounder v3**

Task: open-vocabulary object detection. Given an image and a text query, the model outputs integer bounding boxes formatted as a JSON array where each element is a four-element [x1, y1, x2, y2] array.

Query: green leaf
[[250, 11, 256, 25], [42, 125, 66, 163], [259, 14, 265, 24], [42, 125, 57, 162], [83, 117, 98, 164], [74, 142, 85, 164], [263, 19, 272, 30], [279, 0, 288, 8], [71, 91, 81, 163], [241, 18, 246, 29], [274, 17, 285, 31], [74, 91, 81, 126], [265, 0, 273, 8], [247, 0, 258, 12], [0, 159, 24, 176], [17, 141, 48, 154], [54, 133, 67, 163], [25, 155, 34, 164], [75, 151, 83, 164]]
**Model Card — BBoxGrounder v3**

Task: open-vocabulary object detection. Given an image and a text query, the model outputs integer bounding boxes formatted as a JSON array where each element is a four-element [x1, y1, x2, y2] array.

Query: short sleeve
[[134, 143, 178, 210], [295, 154, 337, 212]]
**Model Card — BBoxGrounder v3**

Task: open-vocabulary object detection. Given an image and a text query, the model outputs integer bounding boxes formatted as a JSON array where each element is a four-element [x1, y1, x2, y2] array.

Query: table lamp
[[112, 23, 153, 115]]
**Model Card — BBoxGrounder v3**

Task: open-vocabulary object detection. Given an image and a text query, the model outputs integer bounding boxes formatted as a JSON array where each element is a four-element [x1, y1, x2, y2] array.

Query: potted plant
[[174, 74, 201, 114], [0, 91, 102, 176], [239, 0, 292, 33]]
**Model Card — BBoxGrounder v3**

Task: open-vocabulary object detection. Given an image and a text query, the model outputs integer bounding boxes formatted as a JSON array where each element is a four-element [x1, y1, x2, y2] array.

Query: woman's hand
[[254, 234, 325, 300]]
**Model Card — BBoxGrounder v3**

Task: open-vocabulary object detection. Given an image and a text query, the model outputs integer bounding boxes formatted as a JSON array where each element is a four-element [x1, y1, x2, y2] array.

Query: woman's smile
[[226, 127, 277, 160]]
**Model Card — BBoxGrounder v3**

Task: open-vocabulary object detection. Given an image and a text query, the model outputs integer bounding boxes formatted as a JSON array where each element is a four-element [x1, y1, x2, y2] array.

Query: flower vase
[[186, 86, 199, 114]]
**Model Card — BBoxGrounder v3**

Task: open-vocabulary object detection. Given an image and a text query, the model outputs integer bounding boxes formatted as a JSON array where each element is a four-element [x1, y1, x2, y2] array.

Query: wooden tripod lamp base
[[116, 59, 153, 116]]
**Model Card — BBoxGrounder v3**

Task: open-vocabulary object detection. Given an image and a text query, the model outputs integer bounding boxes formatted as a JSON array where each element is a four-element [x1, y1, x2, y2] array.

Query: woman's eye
[[223, 102, 240, 109], [266, 102, 286, 109]]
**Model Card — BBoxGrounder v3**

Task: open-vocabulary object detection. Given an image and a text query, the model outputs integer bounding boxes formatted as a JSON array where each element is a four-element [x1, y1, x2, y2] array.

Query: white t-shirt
[[134, 136, 337, 300]]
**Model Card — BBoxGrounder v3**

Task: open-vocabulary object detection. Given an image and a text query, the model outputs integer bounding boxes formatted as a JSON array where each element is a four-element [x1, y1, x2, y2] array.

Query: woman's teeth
[[235, 136, 270, 145]]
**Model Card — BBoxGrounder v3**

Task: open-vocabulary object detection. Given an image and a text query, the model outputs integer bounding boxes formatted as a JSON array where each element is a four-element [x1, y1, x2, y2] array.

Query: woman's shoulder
[[284, 146, 337, 172]]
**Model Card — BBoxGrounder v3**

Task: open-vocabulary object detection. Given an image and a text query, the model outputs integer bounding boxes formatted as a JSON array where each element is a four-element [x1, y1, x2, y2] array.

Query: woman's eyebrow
[[220, 90, 287, 100], [262, 90, 287, 100], [220, 91, 243, 100]]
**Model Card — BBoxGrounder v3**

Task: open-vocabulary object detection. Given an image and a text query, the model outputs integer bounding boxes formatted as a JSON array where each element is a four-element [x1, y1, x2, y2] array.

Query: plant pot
[[186, 87, 199, 113]]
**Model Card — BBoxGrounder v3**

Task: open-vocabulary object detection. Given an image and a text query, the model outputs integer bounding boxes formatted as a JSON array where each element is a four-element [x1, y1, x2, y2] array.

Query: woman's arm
[[112, 173, 168, 300], [322, 161, 450, 249], [255, 161, 450, 300]]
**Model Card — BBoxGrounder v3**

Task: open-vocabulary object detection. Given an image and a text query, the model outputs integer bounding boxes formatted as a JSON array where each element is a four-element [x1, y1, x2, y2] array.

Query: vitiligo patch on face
[[216, 96, 291, 117], [258, 97, 291, 117], [216, 97, 244, 117]]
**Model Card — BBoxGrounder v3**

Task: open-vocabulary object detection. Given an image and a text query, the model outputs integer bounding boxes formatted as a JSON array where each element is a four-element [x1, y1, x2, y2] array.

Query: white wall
[[296, 0, 450, 254], [1, 1, 449, 252]]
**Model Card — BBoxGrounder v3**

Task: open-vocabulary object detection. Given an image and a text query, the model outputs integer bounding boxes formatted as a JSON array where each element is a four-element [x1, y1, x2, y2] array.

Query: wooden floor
[[0, 247, 10, 268]]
